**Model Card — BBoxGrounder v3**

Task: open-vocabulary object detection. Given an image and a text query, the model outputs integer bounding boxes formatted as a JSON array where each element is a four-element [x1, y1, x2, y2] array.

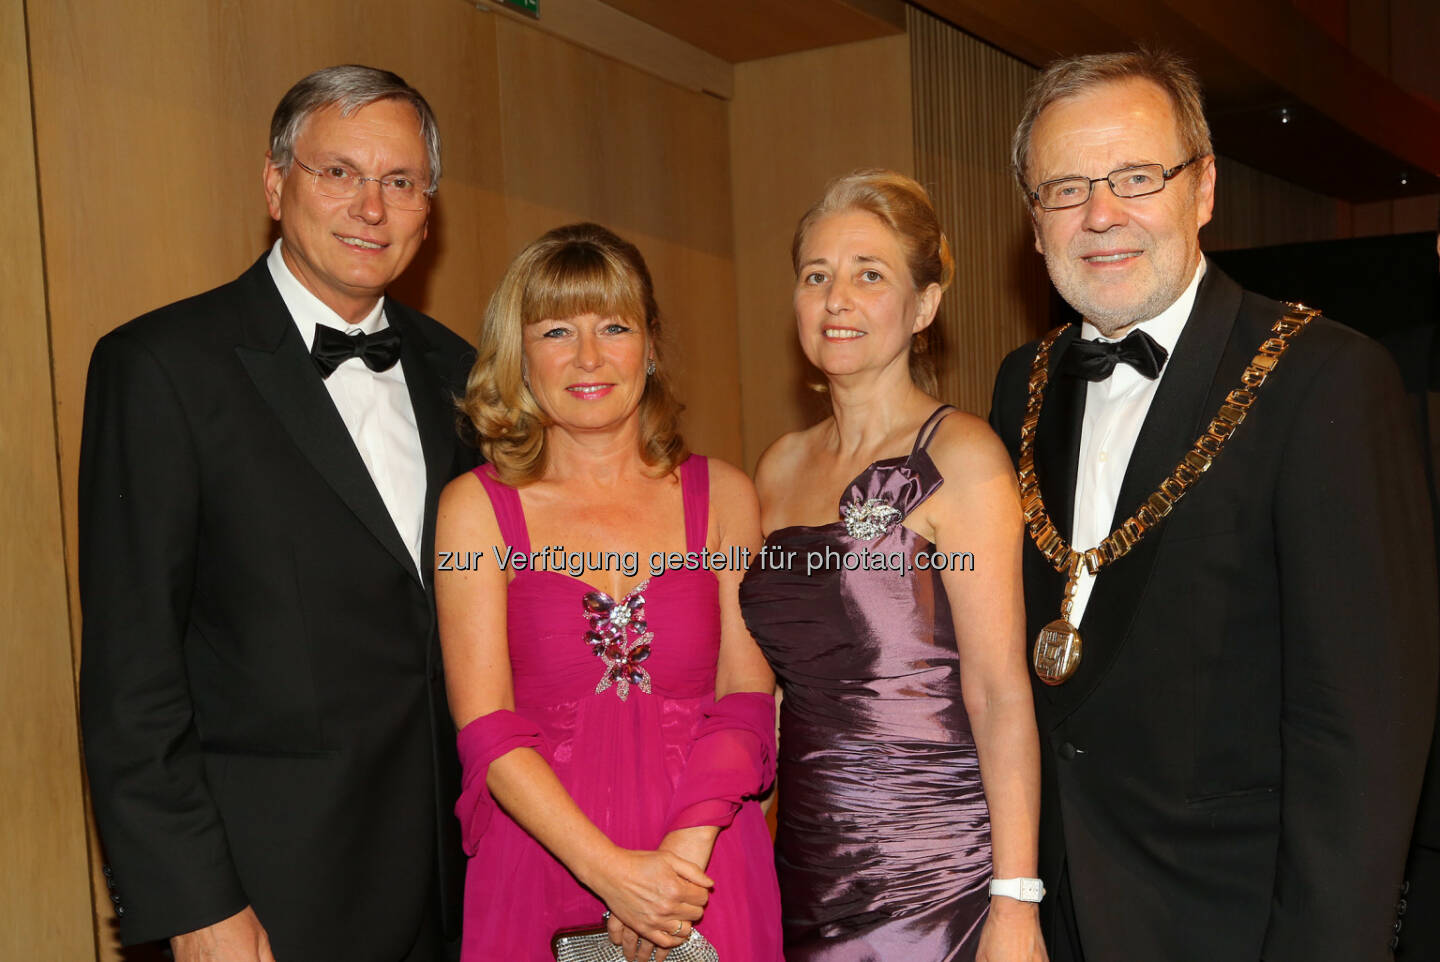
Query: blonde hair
[[459, 222, 687, 485], [791, 169, 954, 395]]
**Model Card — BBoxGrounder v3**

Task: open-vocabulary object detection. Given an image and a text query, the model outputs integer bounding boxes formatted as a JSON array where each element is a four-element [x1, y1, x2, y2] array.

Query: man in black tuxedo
[[80, 65, 476, 962], [989, 51, 1437, 962]]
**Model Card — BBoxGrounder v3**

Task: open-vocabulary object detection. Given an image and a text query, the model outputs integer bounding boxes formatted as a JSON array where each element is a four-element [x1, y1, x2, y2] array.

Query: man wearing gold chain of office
[[990, 49, 1436, 962]]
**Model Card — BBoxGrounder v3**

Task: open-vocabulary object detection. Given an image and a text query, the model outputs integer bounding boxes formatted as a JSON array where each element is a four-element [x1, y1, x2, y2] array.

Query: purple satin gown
[[740, 407, 992, 961]]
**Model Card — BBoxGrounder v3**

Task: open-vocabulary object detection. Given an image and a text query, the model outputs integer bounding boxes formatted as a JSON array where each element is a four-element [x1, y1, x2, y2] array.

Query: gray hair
[[1011, 49, 1212, 197], [269, 64, 442, 191]]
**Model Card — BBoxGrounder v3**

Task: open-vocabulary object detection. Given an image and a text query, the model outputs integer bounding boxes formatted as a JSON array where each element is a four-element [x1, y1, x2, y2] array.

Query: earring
[[522, 370, 530, 389], [646, 358, 656, 377]]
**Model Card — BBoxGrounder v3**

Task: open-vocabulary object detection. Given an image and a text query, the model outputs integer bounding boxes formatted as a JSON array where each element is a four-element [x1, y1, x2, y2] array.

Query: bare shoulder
[[916, 412, 1021, 552], [439, 467, 487, 510], [703, 455, 760, 505], [702, 455, 762, 544], [438, 469, 502, 538], [924, 410, 1016, 486]]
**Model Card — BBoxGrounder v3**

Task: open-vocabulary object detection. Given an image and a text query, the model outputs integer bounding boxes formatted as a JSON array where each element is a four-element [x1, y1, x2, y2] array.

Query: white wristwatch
[[989, 877, 1046, 902]]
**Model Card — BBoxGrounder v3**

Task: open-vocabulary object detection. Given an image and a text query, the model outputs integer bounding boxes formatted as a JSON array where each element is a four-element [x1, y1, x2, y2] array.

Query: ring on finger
[[672, 920, 685, 936]]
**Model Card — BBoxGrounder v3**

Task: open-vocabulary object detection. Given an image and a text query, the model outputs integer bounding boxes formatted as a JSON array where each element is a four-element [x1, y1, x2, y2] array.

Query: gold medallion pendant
[[1032, 568, 1083, 685], [1033, 619, 1082, 685]]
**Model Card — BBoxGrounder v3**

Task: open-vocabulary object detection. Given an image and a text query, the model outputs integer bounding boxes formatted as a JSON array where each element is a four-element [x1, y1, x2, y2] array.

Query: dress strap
[[471, 465, 532, 555], [910, 404, 957, 457], [679, 455, 710, 554]]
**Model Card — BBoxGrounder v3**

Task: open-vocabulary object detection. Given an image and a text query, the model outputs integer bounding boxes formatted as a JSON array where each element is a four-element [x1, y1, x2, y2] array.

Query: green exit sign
[[496, 0, 538, 16]]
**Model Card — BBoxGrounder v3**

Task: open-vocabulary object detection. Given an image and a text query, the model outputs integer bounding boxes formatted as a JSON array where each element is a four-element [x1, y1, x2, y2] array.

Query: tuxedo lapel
[[1051, 264, 1245, 715], [230, 259, 422, 587], [1035, 324, 1087, 544], [390, 303, 465, 588]]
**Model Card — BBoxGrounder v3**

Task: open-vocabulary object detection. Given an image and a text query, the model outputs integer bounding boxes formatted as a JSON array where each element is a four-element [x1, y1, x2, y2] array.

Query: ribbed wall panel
[[1206, 155, 1346, 251], [909, 6, 1050, 416]]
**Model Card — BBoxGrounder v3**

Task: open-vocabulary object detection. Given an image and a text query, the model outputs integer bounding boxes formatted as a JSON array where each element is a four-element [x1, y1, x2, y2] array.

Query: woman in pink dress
[[437, 222, 782, 962]]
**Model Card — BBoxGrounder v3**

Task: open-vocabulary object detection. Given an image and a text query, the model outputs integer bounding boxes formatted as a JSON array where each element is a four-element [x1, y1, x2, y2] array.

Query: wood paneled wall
[[729, 35, 915, 468], [908, 6, 1050, 415], [492, 16, 742, 459], [1205, 156, 1349, 250], [1, 0, 96, 957]]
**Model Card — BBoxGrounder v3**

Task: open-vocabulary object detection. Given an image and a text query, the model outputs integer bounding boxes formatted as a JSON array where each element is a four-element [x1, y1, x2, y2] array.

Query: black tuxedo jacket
[[79, 255, 477, 959], [1382, 323, 1440, 958], [990, 264, 1438, 962]]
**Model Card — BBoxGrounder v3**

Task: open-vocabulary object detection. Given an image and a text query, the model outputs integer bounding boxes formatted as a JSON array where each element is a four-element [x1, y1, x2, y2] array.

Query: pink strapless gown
[[457, 455, 782, 961]]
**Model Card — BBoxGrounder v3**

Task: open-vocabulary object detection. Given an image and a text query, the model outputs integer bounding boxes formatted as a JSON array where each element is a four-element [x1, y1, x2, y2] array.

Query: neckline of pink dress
[[473, 454, 711, 600]]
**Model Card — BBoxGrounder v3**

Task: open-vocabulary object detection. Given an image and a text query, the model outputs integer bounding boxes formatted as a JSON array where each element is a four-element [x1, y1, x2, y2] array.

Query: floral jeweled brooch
[[581, 581, 653, 700], [841, 496, 903, 541]]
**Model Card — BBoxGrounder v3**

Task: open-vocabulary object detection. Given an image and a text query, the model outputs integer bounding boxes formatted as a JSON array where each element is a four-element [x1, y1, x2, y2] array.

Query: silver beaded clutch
[[550, 923, 719, 962]]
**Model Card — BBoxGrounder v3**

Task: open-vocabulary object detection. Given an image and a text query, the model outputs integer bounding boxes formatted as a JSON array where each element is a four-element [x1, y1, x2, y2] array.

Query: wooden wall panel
[[1349, 193, 1440, 236], [493, 17, 742, 463], [730, 35, 915, 468], [0, 0, 96, 957], [909, 6, 1050, 416], [1205, 155, 1349, 250]]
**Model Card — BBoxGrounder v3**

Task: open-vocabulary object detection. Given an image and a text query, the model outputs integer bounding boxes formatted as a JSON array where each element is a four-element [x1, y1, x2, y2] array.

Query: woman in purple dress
[[437, 223, 782, 961], [740, 171, 1047, 962]]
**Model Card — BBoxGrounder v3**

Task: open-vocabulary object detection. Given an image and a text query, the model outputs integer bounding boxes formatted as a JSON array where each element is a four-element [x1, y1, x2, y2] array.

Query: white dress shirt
[[1069, 259, 1206, 623], [267, 240, 427, 577]]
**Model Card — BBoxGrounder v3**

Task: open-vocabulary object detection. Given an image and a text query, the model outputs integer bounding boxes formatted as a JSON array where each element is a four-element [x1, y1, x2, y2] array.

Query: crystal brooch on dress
[[841, 496, 903, 541], [581, 581, 653, 701]]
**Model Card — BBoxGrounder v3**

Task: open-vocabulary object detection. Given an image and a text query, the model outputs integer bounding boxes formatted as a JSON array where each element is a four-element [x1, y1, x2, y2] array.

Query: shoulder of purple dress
[[838, 452, 944, 540]]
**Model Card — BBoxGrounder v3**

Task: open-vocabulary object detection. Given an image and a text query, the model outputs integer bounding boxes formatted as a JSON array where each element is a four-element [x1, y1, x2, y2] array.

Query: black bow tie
[[310, 325, 402, 378], [1059, 328, 1168, 382]]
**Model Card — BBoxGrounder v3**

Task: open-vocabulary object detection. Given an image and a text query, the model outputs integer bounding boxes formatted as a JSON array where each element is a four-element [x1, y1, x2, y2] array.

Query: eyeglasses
[[1029, 156, 1201, 211], [291, 158, 433, 211]]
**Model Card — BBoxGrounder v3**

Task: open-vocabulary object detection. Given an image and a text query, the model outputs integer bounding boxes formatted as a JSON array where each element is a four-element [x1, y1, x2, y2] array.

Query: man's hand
[[169, 906, 276, 962]]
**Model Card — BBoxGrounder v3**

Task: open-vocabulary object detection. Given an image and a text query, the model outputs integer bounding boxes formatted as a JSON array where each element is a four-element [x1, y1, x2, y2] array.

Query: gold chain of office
[[1019, 302, 1320, 685]]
